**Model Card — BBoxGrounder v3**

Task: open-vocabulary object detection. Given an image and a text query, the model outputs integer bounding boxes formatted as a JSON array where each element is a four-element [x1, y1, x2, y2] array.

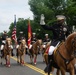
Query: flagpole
[[12, 15, 17, 50], [27, 18, 32, 49]]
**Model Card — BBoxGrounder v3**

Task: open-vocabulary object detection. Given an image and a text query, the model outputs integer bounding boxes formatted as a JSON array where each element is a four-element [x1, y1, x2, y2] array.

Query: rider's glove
[[40, 14, 45, 25]]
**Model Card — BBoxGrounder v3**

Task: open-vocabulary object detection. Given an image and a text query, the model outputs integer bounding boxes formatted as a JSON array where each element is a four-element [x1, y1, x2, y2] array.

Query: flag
[[12, 15, 17, 43], [27, 19, 32, 49]]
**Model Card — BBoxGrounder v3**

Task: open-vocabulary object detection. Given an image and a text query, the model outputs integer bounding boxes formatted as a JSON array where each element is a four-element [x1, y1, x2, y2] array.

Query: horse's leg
[[60, 69, 65, 75], [5, 55, 8, 66], [70, 69, 74, 75], [20, 54, 24, 65], [17, 55, 19, 63], [21, 53, 25, 66], [6, 55, 10, 67], [41, 47, 45, 62], [34, 54, 37, 65], [31, 56, 33, 64], [0, 56, 3, 65], [56, 69, 60, 75], [16, 49, 19, 63], [29, 50, 33, 64], [20, 55, 21, 64], [44, 54, 48, 65]]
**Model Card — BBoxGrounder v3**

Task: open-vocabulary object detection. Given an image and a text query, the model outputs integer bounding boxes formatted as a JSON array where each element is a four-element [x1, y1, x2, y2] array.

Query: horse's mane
[[65, 32, 76, 51], [66, 32, 76, 41], [6, 38, 11, 41]]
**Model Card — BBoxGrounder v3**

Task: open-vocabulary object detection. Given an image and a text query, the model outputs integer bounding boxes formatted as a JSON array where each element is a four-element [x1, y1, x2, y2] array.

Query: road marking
[[11, 56, 52, 75]]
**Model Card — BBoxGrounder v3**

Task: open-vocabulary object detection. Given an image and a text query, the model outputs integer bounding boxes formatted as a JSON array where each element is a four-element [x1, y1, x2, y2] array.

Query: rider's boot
[[44, 55, 53, 73], [0, 50, 3, 57]]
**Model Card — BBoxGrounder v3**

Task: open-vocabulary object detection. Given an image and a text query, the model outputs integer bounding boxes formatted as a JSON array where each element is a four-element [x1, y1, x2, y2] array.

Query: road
[[0, 50, 70, 75]]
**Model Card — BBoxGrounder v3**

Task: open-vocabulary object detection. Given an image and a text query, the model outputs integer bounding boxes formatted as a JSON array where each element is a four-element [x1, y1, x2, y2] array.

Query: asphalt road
[[0, 49, 70, 75]]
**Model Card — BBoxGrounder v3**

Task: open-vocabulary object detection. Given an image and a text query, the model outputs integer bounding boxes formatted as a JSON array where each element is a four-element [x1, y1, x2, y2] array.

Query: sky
[[0, 0, 33, 32]]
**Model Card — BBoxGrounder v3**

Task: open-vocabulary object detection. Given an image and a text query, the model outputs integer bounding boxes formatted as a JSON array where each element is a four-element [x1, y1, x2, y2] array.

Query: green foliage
[[8, 0, 76, 40], [8, 18, 34, 39], [28, 0, 76, 39]]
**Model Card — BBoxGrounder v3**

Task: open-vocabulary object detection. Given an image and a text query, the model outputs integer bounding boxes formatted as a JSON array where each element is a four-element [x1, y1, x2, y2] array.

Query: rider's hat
[[45, 34, 48, 36], [3, 31, 7, 33], [56, 15, 65, 20], [33, 33, 36, 35], [19, 31, 23, 34]]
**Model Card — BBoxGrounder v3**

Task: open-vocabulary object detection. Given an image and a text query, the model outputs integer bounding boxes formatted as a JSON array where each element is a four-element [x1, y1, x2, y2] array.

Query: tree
[[28, 0, 76, 35], [8, 18, 34, 40]]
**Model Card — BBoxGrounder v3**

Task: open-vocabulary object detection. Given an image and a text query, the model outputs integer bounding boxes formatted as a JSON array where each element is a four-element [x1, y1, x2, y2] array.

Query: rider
[[16, 31, 27, 55], [29, 32, 37, 49], [31, 32, 37, 44], [43, 34, 50, 44], [40, 14, 71, 74], [42, 34, 50, 50], [0, 31, 14, 56]]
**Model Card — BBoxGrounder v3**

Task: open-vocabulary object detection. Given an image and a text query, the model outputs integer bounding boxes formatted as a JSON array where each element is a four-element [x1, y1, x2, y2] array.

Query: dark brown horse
[[1, 38, 12, 67], [48, 32, 76, 75], [17, 39, 26, 66], [29, 39, 42, 65]]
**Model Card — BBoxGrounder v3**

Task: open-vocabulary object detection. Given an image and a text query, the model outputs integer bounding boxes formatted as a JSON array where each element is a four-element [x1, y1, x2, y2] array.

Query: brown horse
[[42, 41, 55, 72], [29, 39, 42, 65], [41, 41, 51, 64], [17, 39, 26, 66], [48, 32, 76, 75], [1, 38, 12, 67]]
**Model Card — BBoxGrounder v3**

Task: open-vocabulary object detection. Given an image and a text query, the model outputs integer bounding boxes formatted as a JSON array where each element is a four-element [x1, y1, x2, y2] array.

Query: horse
[[41, 41, 51, 64], [17, 39, 26, 66], [48, 32, 76, 75], [29, 39, 42, 65], [1, 37, 12, 67], [42, 41, 55, 72]]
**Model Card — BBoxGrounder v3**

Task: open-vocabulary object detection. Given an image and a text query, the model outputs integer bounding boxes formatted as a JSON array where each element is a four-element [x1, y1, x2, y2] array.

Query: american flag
[[12, 15, 17, 42]]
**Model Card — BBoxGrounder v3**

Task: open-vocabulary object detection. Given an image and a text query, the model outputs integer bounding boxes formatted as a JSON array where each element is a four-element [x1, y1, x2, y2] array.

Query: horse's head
[[36, 39, 42, 46], [21, 39, 26, 48], [66, 32, 76, 57], [6, 38, 12, 49]]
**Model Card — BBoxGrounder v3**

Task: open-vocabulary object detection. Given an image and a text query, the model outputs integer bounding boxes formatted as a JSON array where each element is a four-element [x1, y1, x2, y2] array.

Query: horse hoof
[[6, 64, 10, 67], [34, 63, 36, 65], [8, 65, 11, 67], [22, 64, 24, 66], [1, 62, 2, 65], [21, 63, 24, 66], [17, 61, 19, 63]]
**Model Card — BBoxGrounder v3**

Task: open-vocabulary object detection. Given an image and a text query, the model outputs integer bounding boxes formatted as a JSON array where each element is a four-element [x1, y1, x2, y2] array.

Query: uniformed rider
[[40, 14, 71, 74], [16, 31, 27, 55], [31, 33, 37, 44], [42, 34, 50, 49], [0, 31, 14, 56]]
